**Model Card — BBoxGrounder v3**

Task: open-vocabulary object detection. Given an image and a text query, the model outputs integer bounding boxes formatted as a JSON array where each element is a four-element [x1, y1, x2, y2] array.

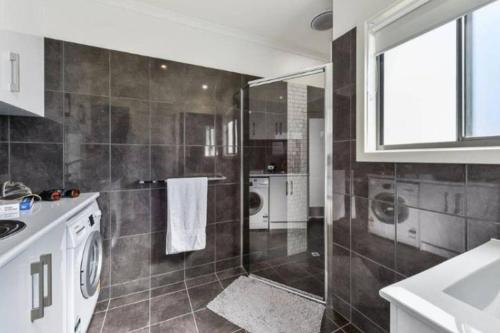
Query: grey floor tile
[[150, 290, 192, 324], [150, 313, 198, 333], [102, 300, 150, 333], [187, 281, 223, 311], [194, 309, 240, 333]]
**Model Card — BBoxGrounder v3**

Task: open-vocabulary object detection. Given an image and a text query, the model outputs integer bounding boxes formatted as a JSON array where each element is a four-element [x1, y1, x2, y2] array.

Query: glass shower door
[[242, 67, 330, 300]]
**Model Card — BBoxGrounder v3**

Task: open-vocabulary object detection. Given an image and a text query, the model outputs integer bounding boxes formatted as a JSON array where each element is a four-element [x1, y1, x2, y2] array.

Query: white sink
[[444, 258, 500, 320], [380, 239, 500, 333]]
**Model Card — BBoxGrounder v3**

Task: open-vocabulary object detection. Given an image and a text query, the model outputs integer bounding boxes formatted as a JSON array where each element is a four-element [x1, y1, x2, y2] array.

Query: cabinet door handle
[[252, 122, 255, 136], [275, 122, 278, 135], [40, 254, 52, 307], [290, 180, 294, 195], [285, 180, 288, 196], [9, 52, 20, 92], [30, 261, 44, 322]]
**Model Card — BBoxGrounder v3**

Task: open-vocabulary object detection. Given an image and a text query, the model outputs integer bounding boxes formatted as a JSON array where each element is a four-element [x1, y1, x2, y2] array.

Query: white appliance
[[66, 200, 103, 333], [368, 177, 420, 247], [249, 177, 269, 229]]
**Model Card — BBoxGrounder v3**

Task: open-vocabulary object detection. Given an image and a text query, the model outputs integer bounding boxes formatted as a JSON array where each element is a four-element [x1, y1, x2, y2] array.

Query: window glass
[[467, 0, 500, 138], [381, 21, 458, 146]]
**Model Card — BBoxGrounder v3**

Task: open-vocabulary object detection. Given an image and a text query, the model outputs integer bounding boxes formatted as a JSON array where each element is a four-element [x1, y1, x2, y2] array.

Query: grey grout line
[[184, 280, 200, 333]]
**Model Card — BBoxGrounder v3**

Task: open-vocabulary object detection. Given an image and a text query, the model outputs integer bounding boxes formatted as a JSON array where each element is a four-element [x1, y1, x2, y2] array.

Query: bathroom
[[1, 0, 500, 332]]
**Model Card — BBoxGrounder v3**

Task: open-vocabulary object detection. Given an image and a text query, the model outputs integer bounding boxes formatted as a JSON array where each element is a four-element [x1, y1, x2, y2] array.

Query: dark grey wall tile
[[467, 218, 500, 250], [352, 162, 394, 201], [101, 240, 111, 287], [10, 143, 63, 192], [216, 221, 241, 260], [396, 163, 465, 215], [110, 145, 150, 189], [110, 234, 150, 284], [330, 244, 350, 302], [351, 197, 395, 269], [97, 192, 111, 239], [111, 98, 150, 144], [110, 51, 149, 99], [332, 194, 350, 248], [151, 145, 183, 180], [151, 231, 184, 275], [64, 143, 110, 192], [45, 38, 63, 91], [245, 146, 266, 172], [150, 102, 184, 145], [150, 59, 187, 103], [216, 147, 240, 184], [182, 65, 219, 113], [10, 91, 63, 143], [333, 141, 351, 195], [0, 143, 9, 183], [333, 91, 351, 141], [351, 308, 387, 333], [467, 164, 500, 221], [184, 146, 216, 176], [332, 29, 355, 90], [351, 254, 395, 331], [64, 42, 109, 96], [0, 117, 8, 142], [110, 190, 150, 237], [185, 224, 215, 267], [151, 189, 167, 232], [64, 93, 110, 144], [215, 184, 240, 222], [185, 112, 215, 146]]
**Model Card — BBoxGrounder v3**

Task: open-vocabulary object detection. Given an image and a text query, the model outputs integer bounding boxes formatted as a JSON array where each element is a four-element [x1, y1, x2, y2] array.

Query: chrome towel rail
[[138, 175, 227, 184]]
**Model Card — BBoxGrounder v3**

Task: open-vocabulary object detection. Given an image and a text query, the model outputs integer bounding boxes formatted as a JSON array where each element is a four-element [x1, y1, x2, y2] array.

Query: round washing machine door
[[249, 191, 264, 216], [80, 231, 103, 299], [372, 193, 409, 223]]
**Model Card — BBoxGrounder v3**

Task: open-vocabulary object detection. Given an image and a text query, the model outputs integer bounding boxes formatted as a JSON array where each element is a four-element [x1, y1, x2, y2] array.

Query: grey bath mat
[[207, 276, 325, 333]]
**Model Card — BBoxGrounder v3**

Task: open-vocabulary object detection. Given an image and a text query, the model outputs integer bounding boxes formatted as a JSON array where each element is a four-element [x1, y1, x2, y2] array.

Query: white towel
[[166, 177, 208, 254]]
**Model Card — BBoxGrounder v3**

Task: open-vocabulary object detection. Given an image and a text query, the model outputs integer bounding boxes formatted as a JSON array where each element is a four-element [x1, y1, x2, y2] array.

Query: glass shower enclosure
[[241, 64, 333, 302]]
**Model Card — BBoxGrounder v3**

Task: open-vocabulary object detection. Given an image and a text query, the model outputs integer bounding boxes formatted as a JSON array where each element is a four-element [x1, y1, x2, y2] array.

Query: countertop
[[380, 239, 500, 333], [249, 173, 308, 177], [0, 192, 99, 268]]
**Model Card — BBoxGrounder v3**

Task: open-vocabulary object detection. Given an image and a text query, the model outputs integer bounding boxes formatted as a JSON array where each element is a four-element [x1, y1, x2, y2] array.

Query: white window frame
[[358, 0, 500, 164]]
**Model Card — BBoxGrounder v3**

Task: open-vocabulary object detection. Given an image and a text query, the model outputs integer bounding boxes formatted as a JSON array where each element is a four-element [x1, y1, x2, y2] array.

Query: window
[[376, 0, 500, 149]]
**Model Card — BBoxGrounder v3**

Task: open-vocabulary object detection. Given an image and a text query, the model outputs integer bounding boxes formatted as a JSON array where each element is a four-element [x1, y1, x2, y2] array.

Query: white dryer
[[249, 177, 269, 229], [66, 200, 103, 333]]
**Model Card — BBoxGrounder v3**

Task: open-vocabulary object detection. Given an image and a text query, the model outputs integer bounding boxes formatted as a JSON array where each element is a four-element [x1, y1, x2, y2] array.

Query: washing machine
[[249, 177, 269, 229], [368, 176, 420, 248], [66, 200, 103, 333]]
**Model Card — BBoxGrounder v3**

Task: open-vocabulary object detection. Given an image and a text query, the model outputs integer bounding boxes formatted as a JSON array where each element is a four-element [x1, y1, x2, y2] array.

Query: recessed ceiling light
[[311, 10, 333, 31], [160, 64, 167, 70], [202, 84, 208, 90]]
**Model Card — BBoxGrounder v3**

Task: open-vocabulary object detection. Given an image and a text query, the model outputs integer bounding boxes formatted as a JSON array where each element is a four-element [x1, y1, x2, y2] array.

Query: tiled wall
[[330, 28, 500, 333], [0, 39, 248, 302]]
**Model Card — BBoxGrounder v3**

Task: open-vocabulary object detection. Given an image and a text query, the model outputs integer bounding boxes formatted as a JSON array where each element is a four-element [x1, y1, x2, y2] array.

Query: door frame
[[240, 63, 334, 304]]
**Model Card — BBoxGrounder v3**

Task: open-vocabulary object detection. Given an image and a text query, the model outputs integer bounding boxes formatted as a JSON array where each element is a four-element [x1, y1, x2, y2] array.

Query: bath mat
[[207, 276, 325, 333]]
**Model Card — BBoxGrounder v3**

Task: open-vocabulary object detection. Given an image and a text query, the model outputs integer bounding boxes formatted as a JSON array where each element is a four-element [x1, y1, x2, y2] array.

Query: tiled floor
[[88, 266, 354, 333]]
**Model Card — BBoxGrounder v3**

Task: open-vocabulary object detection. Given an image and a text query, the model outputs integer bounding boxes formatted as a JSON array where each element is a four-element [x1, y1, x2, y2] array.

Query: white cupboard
[[0, 29, 44, 117], [269, 175, 308, 226], [0, 222, 66, 333]]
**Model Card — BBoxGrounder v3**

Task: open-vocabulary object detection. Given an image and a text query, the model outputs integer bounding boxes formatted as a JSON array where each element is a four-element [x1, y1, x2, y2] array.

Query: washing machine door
[[80, 231, 103, 299], [249, 190, 264, 216]]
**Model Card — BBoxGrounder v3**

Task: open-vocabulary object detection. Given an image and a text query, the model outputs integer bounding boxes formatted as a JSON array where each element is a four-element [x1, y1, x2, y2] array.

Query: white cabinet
[[269, 175, 308, 225], [269, 177, 287, 222], [249, 111, 267, 140], [266, 113, 287, 140], [286, 175, 308, 223], [0, 222, 66, 333], [0, 29, 44, 117]]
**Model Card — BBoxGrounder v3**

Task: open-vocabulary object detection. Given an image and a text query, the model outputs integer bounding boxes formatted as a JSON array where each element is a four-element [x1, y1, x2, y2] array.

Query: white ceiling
[[122, 0, 332, 60]]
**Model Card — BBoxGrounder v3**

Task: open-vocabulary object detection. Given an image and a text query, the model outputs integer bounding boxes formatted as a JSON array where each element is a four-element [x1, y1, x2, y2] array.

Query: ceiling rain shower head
[[311, 10, 333, 31]]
